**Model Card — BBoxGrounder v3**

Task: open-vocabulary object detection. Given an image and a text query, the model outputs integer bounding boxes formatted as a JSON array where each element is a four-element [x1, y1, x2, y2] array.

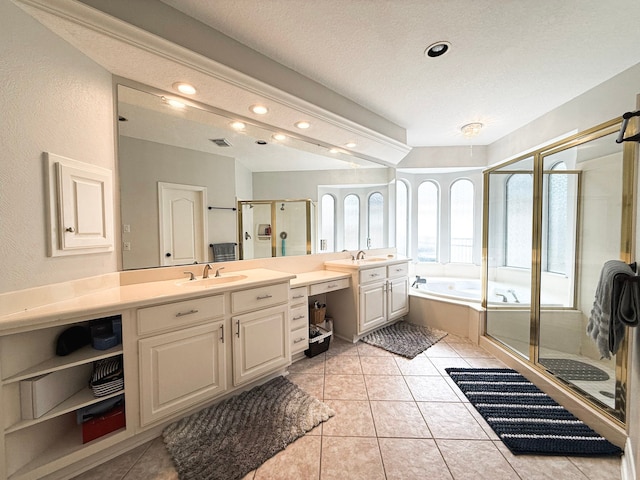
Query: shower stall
[[483, 118, 636, 422], [237, 199, 315, 259]]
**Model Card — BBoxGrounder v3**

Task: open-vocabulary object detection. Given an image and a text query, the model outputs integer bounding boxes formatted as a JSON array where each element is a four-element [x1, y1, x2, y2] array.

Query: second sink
[[177, 274, 247, 287]]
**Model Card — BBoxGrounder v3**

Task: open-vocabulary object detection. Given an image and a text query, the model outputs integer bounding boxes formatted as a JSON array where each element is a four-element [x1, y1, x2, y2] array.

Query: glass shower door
[[485, 156, 535, 359]]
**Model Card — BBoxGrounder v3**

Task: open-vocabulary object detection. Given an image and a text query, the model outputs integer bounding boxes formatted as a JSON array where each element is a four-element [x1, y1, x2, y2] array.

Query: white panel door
[[359, 282, 387, 333], [139, 321, 226, 426], [388, 277, 409, 320], [158, 182, 207, 266]]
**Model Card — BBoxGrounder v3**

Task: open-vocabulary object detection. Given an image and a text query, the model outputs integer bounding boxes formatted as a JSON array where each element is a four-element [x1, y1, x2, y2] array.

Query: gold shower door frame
[[482, 117, 637, 424]]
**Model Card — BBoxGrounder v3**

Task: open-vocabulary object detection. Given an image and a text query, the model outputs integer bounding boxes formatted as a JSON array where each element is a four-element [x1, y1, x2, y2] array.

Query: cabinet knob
[[65, 227, 75, 233], [165, 253, 172, 257]]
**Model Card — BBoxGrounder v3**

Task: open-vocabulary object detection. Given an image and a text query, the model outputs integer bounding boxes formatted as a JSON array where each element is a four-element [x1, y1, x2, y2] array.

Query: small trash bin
[[305, 326, 332, 357]]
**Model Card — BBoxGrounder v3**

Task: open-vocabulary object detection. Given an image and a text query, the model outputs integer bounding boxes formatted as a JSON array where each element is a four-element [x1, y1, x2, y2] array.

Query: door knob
[[65, 227, 75, 233]]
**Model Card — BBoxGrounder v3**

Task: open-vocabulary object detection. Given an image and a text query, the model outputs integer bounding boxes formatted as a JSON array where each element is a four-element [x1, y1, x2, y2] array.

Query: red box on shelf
[[82, 405, 126, 444]]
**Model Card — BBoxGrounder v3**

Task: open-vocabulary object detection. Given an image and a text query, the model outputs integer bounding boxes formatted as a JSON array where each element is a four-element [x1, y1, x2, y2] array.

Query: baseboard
[[622, 437, 636, 480]]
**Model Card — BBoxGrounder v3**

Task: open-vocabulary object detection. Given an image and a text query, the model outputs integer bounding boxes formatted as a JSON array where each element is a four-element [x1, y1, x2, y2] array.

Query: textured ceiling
[[160, 0, 640, 146]]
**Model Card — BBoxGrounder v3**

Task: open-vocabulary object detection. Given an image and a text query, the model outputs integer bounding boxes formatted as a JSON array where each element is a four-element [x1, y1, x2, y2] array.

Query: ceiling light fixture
[[230, 121, 246, 130], [344, 142, 357, 148], [294, 121, 311, 129], [272, 133, 287, 141], [461, 122, 484, 137], [250, 104, 269, 115], [173, 82, 197, 95], [425, 41, 450, 58]]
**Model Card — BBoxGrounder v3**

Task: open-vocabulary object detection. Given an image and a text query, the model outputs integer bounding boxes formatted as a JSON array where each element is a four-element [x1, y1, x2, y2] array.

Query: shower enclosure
[[237, 199, 315, 259], [483, 118, 636, 422]]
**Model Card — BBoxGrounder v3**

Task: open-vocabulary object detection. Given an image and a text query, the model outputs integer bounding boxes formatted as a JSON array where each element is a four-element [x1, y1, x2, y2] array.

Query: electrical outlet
[[123, 241, 131, 251], [123, 224, 131, 233]]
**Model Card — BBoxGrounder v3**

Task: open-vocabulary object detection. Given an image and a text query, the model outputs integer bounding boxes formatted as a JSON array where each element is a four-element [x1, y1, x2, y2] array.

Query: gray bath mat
[[539, 358, 610, 382], [360, 321, 448, 358], [163, 376, 334, 480]]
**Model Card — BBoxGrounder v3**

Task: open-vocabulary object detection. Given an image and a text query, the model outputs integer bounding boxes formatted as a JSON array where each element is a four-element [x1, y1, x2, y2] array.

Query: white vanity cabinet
[[387, 263, 410, 321], [289, 287, 309, 355], [231, 282, 290, 386], [359, 266, 388, 332], [137, 295, 226, 426]]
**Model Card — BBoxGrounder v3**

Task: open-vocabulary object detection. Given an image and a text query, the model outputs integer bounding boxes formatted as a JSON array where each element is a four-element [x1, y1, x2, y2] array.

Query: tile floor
[[74, 334, 622, 480]]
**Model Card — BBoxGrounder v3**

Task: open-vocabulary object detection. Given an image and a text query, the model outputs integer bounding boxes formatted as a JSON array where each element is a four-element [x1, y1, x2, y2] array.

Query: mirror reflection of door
[[158, 182, 207, 266]]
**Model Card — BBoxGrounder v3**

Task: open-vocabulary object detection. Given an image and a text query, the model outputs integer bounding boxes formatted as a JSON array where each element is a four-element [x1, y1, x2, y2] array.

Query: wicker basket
[[309, 306, 326, 325]]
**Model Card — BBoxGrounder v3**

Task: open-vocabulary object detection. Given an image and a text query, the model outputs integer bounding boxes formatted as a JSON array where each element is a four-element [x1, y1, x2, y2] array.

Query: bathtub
[[412, 276, 528, 305]]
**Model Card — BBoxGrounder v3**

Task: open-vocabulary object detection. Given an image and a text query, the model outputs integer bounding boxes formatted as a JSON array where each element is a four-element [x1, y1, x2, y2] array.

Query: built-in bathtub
[[412, 276, 527, 305]]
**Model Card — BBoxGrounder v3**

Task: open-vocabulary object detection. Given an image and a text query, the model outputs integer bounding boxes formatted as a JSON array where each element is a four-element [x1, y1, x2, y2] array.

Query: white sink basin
[[177, 274, 247, 287]]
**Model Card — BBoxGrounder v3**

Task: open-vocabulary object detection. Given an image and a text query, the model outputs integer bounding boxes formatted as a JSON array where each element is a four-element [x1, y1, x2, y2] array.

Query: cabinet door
[[139, 321, 226, 426], [388, 277, 409, 320], [232, 304, 289, 386], [359, 282, 387, 333]]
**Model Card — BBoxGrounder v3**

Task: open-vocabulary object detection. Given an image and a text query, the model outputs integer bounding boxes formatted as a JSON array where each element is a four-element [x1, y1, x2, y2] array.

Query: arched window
[[450, 179, 474, 263], [320, 194, 335, 252], [396, 180, 409, 256], [547, 162, 567, 273], [343, 194, 360, 250], [417, 181, 438, 262], [367, 192, 384, 249], [505, 173, 533, 268]]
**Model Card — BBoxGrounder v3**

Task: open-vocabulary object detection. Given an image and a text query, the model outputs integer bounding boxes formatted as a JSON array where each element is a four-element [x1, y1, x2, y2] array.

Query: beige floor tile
[[568, 456, 623, 480], [321, 400, 376, 436], [394, 355, 441, 376], [288, 373, 324, 399], [360, 356, 402, 375], [364, 375, 414, 401], [357, 341, 394, 356], [463, 403, 500, 440], [418, 402, 488, 439], [370, 401, 431, 438], [325, 354, 362, 374], [437, 439, 519, 480], [494, 441, 590, 479], [429, 356, 471, 374], [254, 435, 321, 480], [424, 342, 461, 358], [325, 338, 359, 356], [122, 438, 178, 480], [405, 376, 460, 402], [378, 438, 453, 480], [443, 377, 471, 403], [464, 356, 508, 368], [72, 441, 152, 480], [444, 334, 473, 344], [324, 374, 368, 400], [289, 354, 326, 374], [320, 436, 385, 480], [450, 343, 493, 358]]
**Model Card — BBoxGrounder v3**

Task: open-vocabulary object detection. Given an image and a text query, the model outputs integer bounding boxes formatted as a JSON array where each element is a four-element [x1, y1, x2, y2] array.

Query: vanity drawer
[[359, 266, 386, 284], [291, 326, 309, 354], [231, 282, 289, 314], [308, 278, 350, 296], [290, 304, 308, 331], [289, 286, 308, 305], [137, 295, 225, 336], [387, 262, 409, 278]]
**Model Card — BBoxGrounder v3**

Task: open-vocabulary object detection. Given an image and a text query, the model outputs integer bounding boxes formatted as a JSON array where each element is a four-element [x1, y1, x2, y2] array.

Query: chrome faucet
[[356, 250, 366, 260], [202, 264, 213, 278], [341, 249, 355, 260], [215, 266, 225, 277]]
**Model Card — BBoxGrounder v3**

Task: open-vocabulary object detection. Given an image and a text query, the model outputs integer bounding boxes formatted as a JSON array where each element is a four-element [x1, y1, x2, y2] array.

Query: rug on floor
[[446, 368, 622, 457], [360, 321, 448, 358], [539, 358, 610, 382], [162, 376, 335, 480]]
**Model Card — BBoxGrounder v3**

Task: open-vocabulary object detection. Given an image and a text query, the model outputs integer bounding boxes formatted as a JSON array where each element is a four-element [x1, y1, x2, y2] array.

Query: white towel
[[587, 260, 634, 359]]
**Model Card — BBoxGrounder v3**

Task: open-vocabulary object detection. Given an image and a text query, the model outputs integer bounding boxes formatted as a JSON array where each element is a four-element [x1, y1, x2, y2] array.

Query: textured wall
[[0, 1, 116, 293]]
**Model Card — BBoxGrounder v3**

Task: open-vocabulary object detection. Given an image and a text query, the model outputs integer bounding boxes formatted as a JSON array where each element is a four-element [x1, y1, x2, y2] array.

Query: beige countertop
[[289, 270, 351, 288]]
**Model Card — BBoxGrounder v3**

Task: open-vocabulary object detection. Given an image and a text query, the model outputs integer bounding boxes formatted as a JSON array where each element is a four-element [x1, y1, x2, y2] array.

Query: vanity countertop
[[324, 255, 410, 270], [0, 268, 296, 333], [289, 270, 351, 288]]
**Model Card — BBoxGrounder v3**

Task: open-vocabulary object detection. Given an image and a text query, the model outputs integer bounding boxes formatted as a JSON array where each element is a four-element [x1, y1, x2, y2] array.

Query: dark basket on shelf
[[305, 326, 332, 357]]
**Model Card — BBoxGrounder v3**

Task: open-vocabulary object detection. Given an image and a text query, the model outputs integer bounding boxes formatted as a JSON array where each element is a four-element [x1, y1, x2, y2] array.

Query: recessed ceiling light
[[344, 142, 357, 148], [295, 121, 311, 129], [255, 140, 268, 145], [173, 82, 197, 95], [425, 41, 450, 58], [230, 121, 246, 130], [162, 96, 186, 109], [250, 104, 269, 115], [461, 122, 483, 137], [272, 133, 287, 141], [329, 148, 340, 154]]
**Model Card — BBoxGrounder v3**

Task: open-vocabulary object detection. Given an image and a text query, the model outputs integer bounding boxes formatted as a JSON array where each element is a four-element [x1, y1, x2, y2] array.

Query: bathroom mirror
[[117, 83, 394, 270]]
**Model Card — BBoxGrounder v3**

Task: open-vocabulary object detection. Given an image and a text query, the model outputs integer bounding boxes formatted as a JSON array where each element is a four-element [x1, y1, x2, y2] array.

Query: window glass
[[506, 174, 533, 268], [320, 194, 335, 252], [344, 194, 360, 250], [367, 192, 384, 249], [396, 180, 408, 256], [450, 179, 474, 263], [417, 181, 438, 262], [547, 162, 567, 273]]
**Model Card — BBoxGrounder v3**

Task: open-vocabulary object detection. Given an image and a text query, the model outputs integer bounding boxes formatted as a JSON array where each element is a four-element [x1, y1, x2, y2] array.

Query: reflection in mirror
[[117, 84, 394, 270]]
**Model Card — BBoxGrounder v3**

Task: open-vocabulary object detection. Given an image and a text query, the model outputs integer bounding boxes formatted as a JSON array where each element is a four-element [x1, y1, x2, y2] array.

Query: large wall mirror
[[117, 83, 395, 270]]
